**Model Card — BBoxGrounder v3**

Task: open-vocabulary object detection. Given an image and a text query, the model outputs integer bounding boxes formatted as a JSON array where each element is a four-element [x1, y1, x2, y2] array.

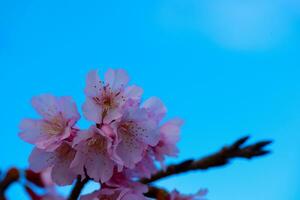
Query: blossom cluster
[[19, 69, 204, 200]]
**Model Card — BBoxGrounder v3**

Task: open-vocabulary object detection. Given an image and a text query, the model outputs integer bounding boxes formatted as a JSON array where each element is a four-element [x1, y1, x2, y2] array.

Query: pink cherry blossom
[[80, 188, 148, 200], [42, 194, 65, 200], [125, 151, 157, 179], [18, 68, 196, 200], [105, 171, 147, 190], [169, 189, 208, 200], [154, 118, 184, 164], [29, 142, 77, 186], [71, 126, 118, 183], [19, 94, 80, 151], [81, 173, 148, 200], [142, 97, 167, 123], [112, 104, 160, 169], [40, 168, 55, 187], [82, 69, 143, 124]]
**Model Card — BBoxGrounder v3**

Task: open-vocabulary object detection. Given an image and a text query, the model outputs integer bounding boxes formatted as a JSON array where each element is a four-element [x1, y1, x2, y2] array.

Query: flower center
[[42, 114, 66, 136], [56, 143, 73, 156], [93, 87, 119, 111], [87, 136, 106, 152], [119, 121, 134, 134], [118, 120, 145, 136]]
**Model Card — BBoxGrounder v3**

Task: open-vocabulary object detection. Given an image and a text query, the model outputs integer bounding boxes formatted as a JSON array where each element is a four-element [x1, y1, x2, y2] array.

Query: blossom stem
[[67, 176, 89, 200], [141, 136, 272, 184], [0, 168, 20, 200], [145, 186, 168, 199]]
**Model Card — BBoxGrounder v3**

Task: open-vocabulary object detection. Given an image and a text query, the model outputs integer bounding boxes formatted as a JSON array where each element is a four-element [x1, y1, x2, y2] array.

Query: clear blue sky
[[1, 0, 300, 199]]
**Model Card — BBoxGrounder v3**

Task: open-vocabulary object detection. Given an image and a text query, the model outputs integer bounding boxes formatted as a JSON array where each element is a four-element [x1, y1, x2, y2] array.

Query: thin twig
[[0, 168, 20, 200], [141, 136, 272, 184], [145, 186, 169, 199], [67, 176, 89, 200]]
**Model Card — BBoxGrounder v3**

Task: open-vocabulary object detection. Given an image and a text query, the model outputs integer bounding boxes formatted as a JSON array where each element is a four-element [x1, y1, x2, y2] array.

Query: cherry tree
[[0, 69, 271, 200]]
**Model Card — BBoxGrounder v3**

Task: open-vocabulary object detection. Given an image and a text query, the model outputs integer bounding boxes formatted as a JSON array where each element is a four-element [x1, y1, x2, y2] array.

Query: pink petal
[[82, 97, 103, 123], [85, 151, 114, 182], [72, 129, 94, 146], [19, 119, 46, 144], [35, 135, 63, 151], [103, 108, 122, 124], [85, 70, 102, 97], [135, 120, 160, 147], [105, 69, 129, 90], [160, 118, 184, 144], [29, 148, 55, 172], [58, 96, 80, 121], [142, 97, 167, 122], [80, 190, 100, 200], [31, 94, 60, 120], [122, 193, 147, 200], [19, 119, 66, 151], [126, 108, 160, 146], [71, 127, 115, 183], [51, 151, 76, 186], [124, 85, 143, 101], [154, 118, 184, 161], [116, 135, 145, 169], [69, 150, 85, 177]]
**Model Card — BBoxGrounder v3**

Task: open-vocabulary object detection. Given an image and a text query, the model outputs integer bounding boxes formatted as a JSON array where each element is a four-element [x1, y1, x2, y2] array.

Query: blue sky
[[0, 0, 300, 199]]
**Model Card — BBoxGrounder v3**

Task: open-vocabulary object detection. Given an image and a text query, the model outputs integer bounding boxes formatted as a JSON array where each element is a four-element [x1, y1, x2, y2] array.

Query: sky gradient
[[1, 0, 300, 199]]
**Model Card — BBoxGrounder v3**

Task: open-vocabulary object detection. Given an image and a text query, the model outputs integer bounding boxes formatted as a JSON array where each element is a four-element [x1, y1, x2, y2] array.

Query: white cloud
[[158, 0, 292, 51]]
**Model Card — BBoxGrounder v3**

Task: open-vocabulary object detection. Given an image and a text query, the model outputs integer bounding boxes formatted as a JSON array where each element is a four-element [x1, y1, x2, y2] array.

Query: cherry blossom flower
[[19, 94, 80, 151], [125, 151, 157, 179], [29, 142, 77, 186], [169, 189, 208, 200], [80, 187, 148, 200], [71, 126, 119, 183], [142, 97, 167, 123], [18, 68, 194, 200], [82, 69, 143, 124], [154, 118, 184, 164], [81, 172, 149, 200], [141, 97, 183, 163], [112, 104, 160, 169]]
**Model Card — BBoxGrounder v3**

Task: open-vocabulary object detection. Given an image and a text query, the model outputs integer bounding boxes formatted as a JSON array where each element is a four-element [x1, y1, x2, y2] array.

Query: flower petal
[[160, 118, 184, 144], [19, 119, 46, 144], [116, 135, 145, 169], [85, 70, 102, 97], [124, 85, 143, 101], [82, 97, 103, 123], [29, 148, 55, 172], [103, 108, 122, 124], [105, 69, 129, 91], [31, 94, 60, 120], [135, 120, 160, 147], [85, 151, 114, 182], [58, 96, 80, 121], [142, 97, 167, 122], [51, 149, 76, 186]]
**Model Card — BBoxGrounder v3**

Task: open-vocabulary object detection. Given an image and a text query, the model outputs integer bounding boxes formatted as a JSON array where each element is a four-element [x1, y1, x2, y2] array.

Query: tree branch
[[145, 186, 169, 199], [67, 176, 89, 200], [141, 136, 272, 184], [0, 168, 20, 200]]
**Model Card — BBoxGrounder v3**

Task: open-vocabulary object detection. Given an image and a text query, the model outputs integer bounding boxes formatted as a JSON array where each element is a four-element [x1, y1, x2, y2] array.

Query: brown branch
[[141, 136, 272, 184], [67, 176, 89, 200], [65, 136, 272, 199], [0, 168, 20, 200], [145, 186, 169, 199]]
